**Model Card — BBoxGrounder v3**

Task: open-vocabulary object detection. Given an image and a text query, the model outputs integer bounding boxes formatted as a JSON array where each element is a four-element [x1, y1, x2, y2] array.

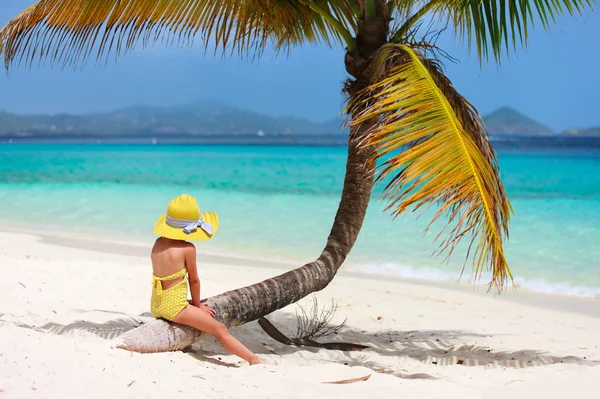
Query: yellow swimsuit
[[150, 268, 189, 321]]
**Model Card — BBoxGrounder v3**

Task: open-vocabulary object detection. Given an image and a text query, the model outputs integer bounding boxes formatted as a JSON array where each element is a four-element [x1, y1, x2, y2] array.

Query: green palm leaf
[[392, 0, 593, 61], [451, 0, 592, 61], [351, 44, 512, 290], [0, 0, 356, 69]]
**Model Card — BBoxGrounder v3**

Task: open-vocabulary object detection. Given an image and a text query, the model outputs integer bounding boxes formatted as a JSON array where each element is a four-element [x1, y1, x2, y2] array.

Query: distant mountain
[[1, 102, 598, 139], [0, 101, 347, 137], [483, 107, 554, 136]]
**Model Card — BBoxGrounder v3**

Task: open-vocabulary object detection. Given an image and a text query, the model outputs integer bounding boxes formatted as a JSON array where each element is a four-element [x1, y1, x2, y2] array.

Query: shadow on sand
[[4, 309, 597, 379]]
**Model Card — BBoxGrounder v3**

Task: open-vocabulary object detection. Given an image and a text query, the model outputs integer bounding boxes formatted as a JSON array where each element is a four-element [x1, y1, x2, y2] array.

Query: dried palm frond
[[351, 44, 512, 291], [295, 296, 347, 340]]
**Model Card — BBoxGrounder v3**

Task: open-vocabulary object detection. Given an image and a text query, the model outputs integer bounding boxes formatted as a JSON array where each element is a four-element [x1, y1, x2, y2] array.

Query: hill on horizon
[[484, 107, 554, 136], [0, 100, 347, 137], [0, 101, 598, 138]]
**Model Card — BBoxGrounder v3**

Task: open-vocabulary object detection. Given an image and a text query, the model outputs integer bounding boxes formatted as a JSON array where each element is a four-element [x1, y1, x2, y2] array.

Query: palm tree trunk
[[118, 2, 390, 354]]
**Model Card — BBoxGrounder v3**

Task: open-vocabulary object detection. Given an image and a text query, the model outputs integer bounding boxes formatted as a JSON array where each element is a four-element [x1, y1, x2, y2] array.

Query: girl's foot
[[249, 356, 278, 366]]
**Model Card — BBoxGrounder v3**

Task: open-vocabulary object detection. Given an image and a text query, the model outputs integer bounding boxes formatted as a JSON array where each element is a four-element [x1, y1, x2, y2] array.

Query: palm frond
[[351, 44, 512, 290], [403, 0, 593, 61], [0, 0, 357, 70]]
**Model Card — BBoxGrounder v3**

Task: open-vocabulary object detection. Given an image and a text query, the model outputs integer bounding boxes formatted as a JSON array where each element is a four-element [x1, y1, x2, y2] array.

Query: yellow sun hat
[[153, 194, 219, 241]]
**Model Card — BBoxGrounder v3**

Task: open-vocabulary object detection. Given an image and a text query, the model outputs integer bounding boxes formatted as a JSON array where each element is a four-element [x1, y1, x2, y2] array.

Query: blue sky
[[1, 1, 598, 131]]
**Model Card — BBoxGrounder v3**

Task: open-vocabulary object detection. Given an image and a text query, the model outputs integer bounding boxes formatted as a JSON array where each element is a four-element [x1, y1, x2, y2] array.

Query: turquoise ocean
[[0, 144, 599, 298]]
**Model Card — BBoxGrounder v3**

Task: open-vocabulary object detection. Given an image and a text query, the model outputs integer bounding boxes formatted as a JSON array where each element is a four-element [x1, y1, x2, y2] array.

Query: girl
[[150, 194, 268, 365]]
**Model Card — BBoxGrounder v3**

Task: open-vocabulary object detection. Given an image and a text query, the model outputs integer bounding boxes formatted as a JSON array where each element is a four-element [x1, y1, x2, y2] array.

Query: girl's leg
[[173, 305, 261, 364]]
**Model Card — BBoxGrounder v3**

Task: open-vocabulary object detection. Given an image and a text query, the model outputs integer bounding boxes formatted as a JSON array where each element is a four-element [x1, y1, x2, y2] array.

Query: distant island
[[0, 101, 599, 139], [561, 127, 600, 137], [0, 100, 345, 138], [484, 107, 554, 137]]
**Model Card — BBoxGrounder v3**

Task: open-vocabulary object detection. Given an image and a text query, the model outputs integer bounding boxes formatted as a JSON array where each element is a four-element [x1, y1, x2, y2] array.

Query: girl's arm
[[184, 245, 201, 308], [184, 245, 215, 317]]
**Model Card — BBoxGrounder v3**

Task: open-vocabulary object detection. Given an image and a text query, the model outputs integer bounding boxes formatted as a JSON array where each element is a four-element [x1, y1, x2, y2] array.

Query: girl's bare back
[[151, 237, 193, 290]]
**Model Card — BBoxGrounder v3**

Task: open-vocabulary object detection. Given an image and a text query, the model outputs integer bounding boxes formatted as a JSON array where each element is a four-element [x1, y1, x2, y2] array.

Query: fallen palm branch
[[258, 317, 368, 351]]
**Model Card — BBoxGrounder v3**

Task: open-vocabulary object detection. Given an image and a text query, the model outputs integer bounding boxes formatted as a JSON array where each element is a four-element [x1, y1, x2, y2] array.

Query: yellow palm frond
[[351, 44, 512, 291], [0, 0, 357, 70]]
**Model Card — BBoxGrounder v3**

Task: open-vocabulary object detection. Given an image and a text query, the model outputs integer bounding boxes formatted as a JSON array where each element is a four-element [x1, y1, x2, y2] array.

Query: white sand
[[0, 230, 598, 398]]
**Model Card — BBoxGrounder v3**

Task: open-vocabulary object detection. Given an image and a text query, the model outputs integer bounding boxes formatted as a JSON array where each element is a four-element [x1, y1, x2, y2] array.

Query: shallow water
[[0, 144, 598, 298]]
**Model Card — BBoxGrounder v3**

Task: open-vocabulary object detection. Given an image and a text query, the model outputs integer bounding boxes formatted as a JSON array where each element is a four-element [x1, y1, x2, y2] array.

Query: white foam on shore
[[346, 262, 600, 300], [513, 277, 600, 299], [346, 262, 461, 283]]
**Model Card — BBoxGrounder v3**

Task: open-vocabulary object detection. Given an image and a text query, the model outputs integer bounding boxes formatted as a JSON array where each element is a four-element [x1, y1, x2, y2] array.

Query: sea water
[[0, 144, 598, 298]]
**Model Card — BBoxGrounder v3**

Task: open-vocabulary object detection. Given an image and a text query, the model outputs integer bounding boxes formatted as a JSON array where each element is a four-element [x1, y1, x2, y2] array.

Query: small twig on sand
[[322, 374, 371, 384], [192, 375, 206, 380], [18, 282, 26, 288], [127, 381, 135, 387], [504, 379, 524, 385]]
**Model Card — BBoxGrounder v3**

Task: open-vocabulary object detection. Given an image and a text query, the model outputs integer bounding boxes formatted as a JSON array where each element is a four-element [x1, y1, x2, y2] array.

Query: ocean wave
[[345, 262, 461, 283], [345, 262, 600, 299], [512, 277, 600, 299]]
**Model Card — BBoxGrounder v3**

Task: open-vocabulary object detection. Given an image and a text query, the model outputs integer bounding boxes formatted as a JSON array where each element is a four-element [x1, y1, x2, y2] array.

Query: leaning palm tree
[[0, 0, 591, 352]]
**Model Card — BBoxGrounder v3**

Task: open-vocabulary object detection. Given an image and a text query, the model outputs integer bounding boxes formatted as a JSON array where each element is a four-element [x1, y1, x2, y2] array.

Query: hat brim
[[153, 212, 219, 241]]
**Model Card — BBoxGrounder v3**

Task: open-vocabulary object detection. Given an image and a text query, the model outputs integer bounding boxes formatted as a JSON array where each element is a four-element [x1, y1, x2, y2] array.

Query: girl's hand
[[200, 303, 215, 318]]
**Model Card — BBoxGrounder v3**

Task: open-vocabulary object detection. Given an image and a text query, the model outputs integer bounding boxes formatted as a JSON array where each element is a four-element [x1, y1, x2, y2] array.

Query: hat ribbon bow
[[166, 214, 213, 235]]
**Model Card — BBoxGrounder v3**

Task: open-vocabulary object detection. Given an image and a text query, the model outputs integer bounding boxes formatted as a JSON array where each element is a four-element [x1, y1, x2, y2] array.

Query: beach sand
[[0, 230, 598, 398]]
